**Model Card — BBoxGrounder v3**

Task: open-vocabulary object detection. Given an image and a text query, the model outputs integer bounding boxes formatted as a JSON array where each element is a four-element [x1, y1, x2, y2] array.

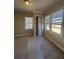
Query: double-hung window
[[51, 9, 64, 34], [25, 17, 32, 29], [45, 15, 50, 30]]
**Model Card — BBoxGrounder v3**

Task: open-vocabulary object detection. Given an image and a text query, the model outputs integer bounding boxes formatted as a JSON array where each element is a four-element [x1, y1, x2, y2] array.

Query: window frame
[[25, 17, 33, 30], [50, 9, 64, 34], [45, 15, 51, 31]]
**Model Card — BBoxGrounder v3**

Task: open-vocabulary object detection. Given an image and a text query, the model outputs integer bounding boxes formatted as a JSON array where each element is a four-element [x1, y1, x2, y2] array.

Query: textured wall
[[14, 12, 33, 36]]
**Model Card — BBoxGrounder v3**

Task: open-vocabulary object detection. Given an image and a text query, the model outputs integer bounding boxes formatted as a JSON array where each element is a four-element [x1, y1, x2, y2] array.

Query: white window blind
[[51, 9, 64, 34], [45, 15, 50, 30], [25, 17, 32, 29]]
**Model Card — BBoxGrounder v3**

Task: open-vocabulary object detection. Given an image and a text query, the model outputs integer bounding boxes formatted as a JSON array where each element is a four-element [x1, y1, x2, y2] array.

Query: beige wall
[[14, 12, 33, 36]]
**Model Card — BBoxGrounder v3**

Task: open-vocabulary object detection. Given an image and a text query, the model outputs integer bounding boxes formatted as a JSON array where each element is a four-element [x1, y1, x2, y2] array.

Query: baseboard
[[45, 35, 64, 52], [14, 34, 33, 37]]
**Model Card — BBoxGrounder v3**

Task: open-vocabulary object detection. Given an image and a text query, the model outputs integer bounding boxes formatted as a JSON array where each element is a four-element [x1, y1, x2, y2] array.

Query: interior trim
[[14, 34, 33, 37]]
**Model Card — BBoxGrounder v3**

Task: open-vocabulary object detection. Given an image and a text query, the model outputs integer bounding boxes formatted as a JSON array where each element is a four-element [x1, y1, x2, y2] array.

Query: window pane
[[45, 15, 50, 30], [45, 24, 50, 30], [51, 24, 61, 28], [45, 15, 50, 24], [51, 9, 64, 34], [51, 27, 61, 34], [51, 17, 63, 23], [25, 17, 32, 29], [51, 9, 64, 19]]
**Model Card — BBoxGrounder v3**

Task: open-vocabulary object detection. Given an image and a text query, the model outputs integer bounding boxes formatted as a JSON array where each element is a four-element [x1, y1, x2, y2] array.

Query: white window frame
[[45, 15, 51, 31], [50, 9, 64, 34], [25, 17, 32, 30]]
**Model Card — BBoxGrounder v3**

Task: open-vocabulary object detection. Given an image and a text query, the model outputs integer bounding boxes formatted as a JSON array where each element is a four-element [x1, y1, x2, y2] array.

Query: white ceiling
[[14, 0, 61, 13]]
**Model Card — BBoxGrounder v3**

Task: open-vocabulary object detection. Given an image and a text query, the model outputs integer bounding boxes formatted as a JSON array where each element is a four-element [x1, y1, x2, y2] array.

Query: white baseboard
[[45, 35, 64, 52], [14, 34, 33, 37]]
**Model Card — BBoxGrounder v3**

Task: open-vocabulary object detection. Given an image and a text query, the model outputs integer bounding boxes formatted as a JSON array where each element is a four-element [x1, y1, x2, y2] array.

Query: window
[[45, 15, 50, 30], [51, 9, 64, 34], [25, 17, 32, 29]]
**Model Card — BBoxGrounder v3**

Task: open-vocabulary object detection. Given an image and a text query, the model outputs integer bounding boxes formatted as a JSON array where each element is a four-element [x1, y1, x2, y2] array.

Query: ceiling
[[14, 0, 62, 14]]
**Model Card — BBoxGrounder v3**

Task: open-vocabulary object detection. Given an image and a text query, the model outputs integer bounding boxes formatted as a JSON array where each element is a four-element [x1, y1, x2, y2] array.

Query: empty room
[[14, 0, 64, 59]]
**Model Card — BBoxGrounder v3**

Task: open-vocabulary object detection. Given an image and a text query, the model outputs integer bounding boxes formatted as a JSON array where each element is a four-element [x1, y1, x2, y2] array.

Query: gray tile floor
[[14, 36, 64, 59]]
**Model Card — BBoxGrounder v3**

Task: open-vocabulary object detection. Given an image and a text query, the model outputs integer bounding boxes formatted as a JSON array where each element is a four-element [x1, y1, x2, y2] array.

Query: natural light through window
[[45, 24, 50, 30], [52, 28, 61, 34], [51, 9, 64, 34], [45, 15, 50, 30], [52, 25, 61, 28], [25, 17, 32, 29]]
